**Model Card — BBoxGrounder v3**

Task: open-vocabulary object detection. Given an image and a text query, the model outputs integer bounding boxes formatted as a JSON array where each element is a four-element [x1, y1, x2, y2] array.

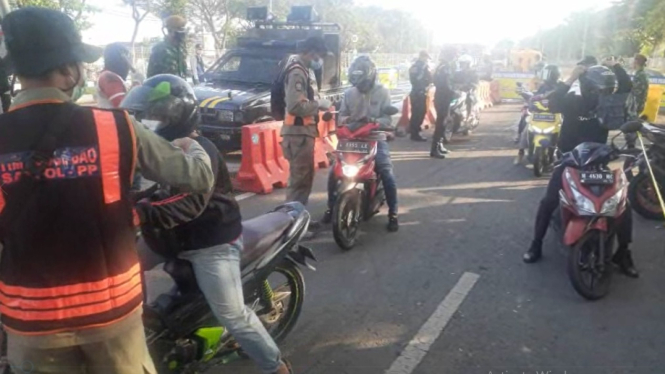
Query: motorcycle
[[551, 127, 635, 300], [328, 107, 399, 250], [444, 87, 479, 139], [622, 121, 665, 221], [0, 203, 316, 374], [525, 100, 562, 177], [143, 202, 316, 373]]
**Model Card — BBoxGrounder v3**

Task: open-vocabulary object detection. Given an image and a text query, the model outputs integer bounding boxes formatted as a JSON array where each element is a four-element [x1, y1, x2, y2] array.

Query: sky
[[84, 0, 615, 47]]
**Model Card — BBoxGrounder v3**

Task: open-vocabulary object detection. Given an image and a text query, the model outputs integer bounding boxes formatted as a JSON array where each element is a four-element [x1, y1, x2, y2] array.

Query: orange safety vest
[[284, 64, 317, 126], [0, 101, 141, 335]]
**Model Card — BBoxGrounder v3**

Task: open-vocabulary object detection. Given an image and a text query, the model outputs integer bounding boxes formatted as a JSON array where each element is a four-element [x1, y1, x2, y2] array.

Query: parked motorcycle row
[[515, 84, 665, 300]]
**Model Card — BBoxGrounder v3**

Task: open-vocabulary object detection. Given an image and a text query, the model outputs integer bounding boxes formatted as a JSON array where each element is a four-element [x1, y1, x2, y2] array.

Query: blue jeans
[[328, 140, 398, 215], [178, 238, 282, 374]]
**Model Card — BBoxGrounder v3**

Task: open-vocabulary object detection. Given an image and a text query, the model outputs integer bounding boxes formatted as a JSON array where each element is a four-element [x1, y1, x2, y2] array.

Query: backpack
[[596, 92, 629, 130], [270, 61, 308, 121]]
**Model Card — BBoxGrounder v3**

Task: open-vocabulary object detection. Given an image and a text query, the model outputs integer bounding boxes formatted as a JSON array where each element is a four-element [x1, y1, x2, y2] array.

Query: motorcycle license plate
[[532, 113, 556, 122], [337, 140, 370, 154], [580, 171, 614, 185]]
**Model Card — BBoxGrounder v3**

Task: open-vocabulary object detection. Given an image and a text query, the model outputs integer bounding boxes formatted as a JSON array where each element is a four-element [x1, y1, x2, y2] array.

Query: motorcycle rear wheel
[[567, 231, 613, 301], [333, 190, 361, 250], [259, 262, 306, 344], [628, 172, 665, 221]]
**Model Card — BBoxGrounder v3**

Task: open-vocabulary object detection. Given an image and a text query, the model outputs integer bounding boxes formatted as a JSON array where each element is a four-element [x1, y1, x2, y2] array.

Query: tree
[[12, 0, 98, 30], [123, 0, 153, 62]]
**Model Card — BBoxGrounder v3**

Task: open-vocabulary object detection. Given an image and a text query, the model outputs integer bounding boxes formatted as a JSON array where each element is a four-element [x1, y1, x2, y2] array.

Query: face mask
[[310, 58, 323, 70], [70, 68, 87, 103]]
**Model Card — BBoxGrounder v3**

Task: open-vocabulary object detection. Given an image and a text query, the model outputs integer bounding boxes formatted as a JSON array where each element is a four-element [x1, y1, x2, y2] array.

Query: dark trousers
[[409, 91, 427, 137], [432, 93, 453, 147], [533, 165, 633, 247]]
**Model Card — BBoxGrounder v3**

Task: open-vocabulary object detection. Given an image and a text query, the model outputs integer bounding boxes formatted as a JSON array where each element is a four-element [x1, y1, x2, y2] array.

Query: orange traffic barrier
[[313, 111, 336, 169], [397, 87, 436, 133], [234, 122, 289, 194], [477, 81, 492, 109], [489, 80, 501, 104]]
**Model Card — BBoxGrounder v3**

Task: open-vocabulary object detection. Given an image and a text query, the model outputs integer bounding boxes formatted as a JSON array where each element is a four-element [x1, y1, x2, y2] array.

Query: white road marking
[[386, 272, 480, 374], [235, 192, 256, 201]]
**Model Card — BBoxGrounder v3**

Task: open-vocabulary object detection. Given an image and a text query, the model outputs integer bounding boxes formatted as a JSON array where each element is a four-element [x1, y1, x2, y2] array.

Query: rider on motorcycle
[[122, 75, 294, 374], [322, 56, 399, 232], [452, 54, 479, 117], [516, 64, 562, 163], [522, 65, 638, 278]]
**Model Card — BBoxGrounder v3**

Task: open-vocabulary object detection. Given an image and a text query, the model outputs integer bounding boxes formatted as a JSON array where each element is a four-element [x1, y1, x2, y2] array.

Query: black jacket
[[549, 64, 632, 153], [433, 62, 454, 98], [137, 135, 242, 257], [409, 60, 432, 93]]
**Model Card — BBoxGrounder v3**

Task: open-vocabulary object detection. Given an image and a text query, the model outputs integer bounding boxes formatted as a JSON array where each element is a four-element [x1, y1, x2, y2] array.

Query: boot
[[612, 247, 639, 278], [523, 240, 542, 263], [430, 141, 448, 159], [514, 150, 525, 165], [387, 214, 399, 232]]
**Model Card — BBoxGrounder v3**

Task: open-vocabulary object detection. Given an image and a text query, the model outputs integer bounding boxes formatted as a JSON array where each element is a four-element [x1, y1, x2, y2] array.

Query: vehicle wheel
[[533, 147, 544, 177], [628, 173, 665, 221], [567, 231, 613, 301], [257, 261, 305, 344], [444, 116, 454, 141], [332, 190, 361, 250]]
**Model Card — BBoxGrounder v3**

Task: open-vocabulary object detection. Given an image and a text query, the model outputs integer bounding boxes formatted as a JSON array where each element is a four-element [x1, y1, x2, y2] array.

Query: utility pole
[[581, 15, 589, 58]]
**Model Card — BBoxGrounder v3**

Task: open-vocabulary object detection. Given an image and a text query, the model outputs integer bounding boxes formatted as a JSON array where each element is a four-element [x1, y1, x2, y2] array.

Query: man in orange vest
[[281, 36, 332, 210], [0, 8, 214, 373]]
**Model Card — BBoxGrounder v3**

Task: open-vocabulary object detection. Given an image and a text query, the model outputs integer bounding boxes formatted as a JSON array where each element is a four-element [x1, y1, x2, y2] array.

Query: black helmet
[[104, 43, 132, 80], [580, 65, 617, 95], [539, 64, 560, 84], [348, 55, 377, 92], [120, 74, 199, 141]]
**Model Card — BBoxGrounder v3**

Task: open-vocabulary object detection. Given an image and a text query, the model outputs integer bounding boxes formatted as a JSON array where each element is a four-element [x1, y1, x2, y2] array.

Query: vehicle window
[[209, 54, 283, 84]]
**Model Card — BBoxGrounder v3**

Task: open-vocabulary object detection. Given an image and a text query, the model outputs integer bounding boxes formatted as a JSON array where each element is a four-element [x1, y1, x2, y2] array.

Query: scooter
[[329, 107, 399, 250], [525, 100, 562, 177], [143, 203, 316, 373], [551, 127, 635, 300], [444, 88, 479, 140]]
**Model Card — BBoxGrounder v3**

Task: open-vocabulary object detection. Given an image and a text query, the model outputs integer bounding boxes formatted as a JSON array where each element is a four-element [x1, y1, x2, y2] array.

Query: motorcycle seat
[[241, 212, 294, 268]]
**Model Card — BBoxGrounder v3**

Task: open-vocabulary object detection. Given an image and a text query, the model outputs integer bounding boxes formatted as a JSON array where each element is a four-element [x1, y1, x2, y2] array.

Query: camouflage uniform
[[626, 67, 650, 120], [147, 40, 189, 79]]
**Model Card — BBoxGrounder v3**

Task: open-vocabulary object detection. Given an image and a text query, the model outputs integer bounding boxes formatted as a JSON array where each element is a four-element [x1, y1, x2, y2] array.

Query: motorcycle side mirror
[[383, 107, 399, 116], [620, 121, 643, 134], [322, 112, 334, 122]]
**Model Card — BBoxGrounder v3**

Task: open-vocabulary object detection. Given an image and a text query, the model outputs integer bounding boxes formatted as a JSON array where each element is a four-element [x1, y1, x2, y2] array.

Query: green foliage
[[521, 0, 665, 59], [12, 0, 99, 30]]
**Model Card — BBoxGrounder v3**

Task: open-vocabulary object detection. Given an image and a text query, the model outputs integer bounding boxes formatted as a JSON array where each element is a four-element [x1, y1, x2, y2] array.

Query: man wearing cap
[[281, 36, 332, 209], [147, 15, 189, 79], [96, 42, 133, 109], [0, 8, 215, 373], [408, 51, 432, 142]]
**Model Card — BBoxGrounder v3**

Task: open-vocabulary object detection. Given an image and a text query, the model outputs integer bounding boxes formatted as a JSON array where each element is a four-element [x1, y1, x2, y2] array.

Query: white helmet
[[458, 54, 474, 66]]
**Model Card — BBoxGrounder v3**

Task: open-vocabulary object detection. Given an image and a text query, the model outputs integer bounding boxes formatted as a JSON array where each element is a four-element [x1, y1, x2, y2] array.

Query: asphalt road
[[145, 105, 665, 374]]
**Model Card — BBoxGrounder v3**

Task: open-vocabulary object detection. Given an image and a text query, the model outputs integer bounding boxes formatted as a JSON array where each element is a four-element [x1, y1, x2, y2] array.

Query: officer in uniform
[[147, 15, 189, 79], [281, 36, 332, 209], [0, 8, 214, 373], [408, 50, 432, 142], [431, 49, 455, 159]]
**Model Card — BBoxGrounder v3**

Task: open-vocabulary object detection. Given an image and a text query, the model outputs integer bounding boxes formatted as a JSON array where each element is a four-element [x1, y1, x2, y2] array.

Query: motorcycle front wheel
[[332, 190, 361, 250], [533, 147, 544, 177], [628, 172, 665, 221], [567, 230, 613, 301]]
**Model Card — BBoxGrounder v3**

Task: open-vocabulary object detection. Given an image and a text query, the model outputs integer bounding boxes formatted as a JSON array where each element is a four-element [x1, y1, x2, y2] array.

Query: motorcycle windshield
[[561, 142, 613, 168]]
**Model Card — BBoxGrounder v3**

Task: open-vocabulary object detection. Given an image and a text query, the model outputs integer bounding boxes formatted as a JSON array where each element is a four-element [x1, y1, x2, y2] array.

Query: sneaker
[[321, 209, 333, 224], [387, 214, 399, 232]]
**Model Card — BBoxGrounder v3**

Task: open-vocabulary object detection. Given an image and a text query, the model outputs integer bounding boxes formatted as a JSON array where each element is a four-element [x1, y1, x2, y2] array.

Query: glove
[[317, 99, 332, 110]]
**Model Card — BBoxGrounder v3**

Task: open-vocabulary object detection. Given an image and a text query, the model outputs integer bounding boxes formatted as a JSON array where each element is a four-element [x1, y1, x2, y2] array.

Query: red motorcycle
[[327, 107, 398, 250], [553, 125, 637, 300]]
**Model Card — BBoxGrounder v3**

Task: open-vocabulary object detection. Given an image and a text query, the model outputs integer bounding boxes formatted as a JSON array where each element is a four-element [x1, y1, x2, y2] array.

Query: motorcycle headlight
[[342, 165, 360, 177], [565, 169, 596, 215], [600, 188, 624, 216]]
